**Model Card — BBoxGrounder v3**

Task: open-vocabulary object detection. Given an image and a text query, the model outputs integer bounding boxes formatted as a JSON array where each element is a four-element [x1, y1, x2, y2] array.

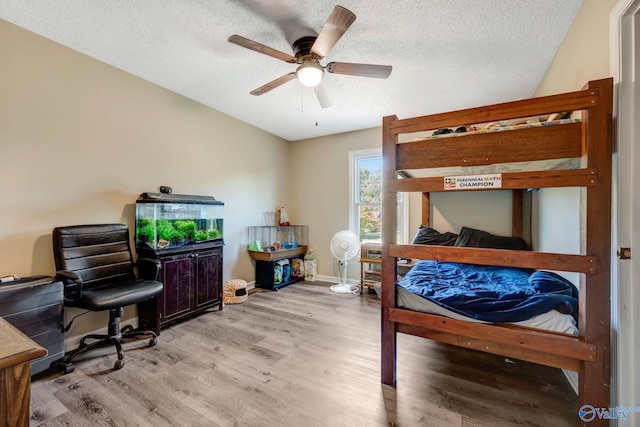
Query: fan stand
[[330, 284, 359, 294], [330, 260, 359, 295]]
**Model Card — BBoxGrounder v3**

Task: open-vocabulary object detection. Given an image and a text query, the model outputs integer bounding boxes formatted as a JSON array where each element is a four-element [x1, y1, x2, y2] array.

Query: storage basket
[[223, 279, 248, 304]]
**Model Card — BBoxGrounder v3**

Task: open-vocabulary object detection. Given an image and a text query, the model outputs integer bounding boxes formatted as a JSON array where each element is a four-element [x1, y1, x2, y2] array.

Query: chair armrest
[[137, 258, 161, 280], [55, 270, 83, 303]]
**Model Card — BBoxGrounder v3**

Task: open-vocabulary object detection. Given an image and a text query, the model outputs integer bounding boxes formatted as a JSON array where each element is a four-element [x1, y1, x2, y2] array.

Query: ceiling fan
[[228, 5, 392, 108]]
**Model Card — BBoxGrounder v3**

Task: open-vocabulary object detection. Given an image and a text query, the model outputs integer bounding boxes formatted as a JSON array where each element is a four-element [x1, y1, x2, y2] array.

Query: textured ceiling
[[0, 1, 583, 141]]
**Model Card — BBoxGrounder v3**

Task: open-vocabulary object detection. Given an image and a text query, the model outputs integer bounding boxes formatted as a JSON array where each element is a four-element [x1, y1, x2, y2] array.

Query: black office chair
[[52, 224, 163, 373]]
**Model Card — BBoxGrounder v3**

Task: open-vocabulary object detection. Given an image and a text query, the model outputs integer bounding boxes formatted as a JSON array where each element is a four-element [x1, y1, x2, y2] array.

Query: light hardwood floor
[[30, 282, 577, 426]]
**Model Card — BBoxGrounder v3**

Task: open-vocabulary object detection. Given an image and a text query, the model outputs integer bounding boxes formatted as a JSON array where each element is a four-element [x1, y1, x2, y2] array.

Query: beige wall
[[0, 19, 290, 337], [288, 127, 380, 279], [535, 0, 617, 96], [288, 128, 513, 280], [530, 0, 617, 272]]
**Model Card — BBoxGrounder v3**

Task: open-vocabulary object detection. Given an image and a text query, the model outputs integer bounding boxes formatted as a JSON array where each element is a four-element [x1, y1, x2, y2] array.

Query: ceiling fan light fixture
[[296, 62, 324, 87]]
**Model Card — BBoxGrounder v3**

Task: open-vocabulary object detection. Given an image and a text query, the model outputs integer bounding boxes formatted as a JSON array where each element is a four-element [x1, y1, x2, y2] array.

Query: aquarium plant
[[137, 218, 221, 249]]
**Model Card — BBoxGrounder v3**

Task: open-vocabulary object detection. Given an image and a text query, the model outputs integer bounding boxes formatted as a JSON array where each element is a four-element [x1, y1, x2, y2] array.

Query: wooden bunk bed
[[380, 78, 612, 426]]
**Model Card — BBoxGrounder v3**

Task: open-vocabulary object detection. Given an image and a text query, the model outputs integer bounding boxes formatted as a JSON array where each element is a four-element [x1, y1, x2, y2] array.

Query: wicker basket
[[223, 279, 248, 304]]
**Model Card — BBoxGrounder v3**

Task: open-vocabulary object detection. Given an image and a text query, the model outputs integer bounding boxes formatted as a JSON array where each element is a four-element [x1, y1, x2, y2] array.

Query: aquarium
[[135, 192, 223, 251]]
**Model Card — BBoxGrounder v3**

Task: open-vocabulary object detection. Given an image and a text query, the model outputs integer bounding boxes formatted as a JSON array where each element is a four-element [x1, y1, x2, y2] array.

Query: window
[[349, 148, 408, 244]]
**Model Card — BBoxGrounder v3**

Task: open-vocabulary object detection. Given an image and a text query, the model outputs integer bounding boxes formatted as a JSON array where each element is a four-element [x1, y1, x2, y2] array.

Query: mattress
[[396, 286, 577, 335], [395, 260, 579, 335]]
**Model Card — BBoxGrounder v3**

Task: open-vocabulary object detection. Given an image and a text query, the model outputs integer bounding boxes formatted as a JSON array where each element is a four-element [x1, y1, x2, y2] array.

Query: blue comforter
[[397, 260, 578, 322]]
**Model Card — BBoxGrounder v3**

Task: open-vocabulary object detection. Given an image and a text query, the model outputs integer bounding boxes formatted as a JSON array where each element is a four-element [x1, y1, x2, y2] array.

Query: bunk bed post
[[422, 192, 430, 226], [511, 189, 524, 238], [579, 78, 613, 423], [381, 115, 398, 387]]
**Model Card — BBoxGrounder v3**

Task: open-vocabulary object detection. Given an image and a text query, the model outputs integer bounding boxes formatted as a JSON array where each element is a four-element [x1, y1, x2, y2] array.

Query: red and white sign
[[444, 174, 502, 190]]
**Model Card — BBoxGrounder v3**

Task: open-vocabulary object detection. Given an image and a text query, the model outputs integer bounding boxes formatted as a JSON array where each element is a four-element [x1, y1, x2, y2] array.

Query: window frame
[[349, 148, 408, 244]]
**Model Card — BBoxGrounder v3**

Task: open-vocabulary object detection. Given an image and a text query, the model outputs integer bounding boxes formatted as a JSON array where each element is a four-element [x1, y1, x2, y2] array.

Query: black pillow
[[412, 226, 458, 246], [454, 226, 528, 250]]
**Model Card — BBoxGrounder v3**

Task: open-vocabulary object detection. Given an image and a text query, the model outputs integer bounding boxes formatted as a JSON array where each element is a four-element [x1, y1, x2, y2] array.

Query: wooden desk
[[0, 317, 46, 427]]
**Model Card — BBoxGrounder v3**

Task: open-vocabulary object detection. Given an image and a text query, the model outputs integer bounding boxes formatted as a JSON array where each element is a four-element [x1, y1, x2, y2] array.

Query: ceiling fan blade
[[326, 62, 392, 79], [314, 81, 333, 109], [311, 6, 356, 58], [250, 72, 297, 96], [228, 35, 296, 63]]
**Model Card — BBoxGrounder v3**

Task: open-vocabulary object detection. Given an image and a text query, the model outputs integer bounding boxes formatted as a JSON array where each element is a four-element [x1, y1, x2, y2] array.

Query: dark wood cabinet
[[195, 250, 222, 307], [138, 242, 223, 334]]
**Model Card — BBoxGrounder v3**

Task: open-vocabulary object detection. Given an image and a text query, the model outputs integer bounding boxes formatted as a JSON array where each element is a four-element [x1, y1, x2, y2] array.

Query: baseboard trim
[[247, 275, 359, 286]]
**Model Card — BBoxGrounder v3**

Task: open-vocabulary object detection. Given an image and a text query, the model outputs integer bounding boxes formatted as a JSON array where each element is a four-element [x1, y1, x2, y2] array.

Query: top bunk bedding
[[385, 86, 605, 189], [405, 116, 581, 142], [398, 116, 583, 178]]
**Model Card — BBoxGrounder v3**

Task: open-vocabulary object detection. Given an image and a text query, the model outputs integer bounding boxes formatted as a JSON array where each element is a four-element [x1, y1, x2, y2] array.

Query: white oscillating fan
[[329, 230, 360, 294]]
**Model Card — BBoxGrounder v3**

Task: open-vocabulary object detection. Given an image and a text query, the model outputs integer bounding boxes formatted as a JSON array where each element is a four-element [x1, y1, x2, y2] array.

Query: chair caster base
[[52, 327, 158, 374], [52, 360, 75, 374]]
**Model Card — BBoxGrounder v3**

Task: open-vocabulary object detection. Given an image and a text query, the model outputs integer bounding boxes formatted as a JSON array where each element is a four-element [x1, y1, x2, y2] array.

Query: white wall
[[0, 19, 290, 339]]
